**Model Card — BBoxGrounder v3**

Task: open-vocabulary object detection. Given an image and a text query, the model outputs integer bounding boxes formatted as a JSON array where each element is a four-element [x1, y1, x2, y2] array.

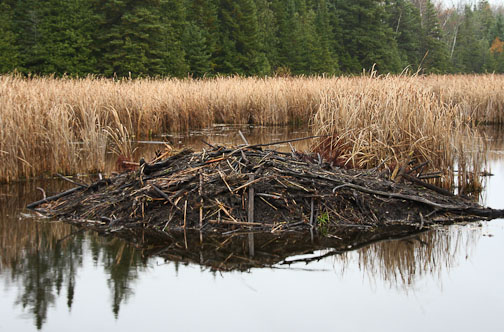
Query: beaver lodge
[[28, 136, 504, 270]]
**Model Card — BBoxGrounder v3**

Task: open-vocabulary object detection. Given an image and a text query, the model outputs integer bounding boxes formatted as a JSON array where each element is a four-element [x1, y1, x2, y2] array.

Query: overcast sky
[[438, 0, 503, 8]]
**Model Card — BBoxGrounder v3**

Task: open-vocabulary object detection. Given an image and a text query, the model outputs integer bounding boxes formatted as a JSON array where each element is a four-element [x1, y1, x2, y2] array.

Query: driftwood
[[29, 142, 504, 243]]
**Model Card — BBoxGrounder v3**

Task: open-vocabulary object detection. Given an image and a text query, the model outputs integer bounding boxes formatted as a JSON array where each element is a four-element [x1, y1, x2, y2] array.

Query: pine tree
[[183, 23, 212, 77], [386, 0, 423, 71], [420, 0, 450, 73], [159, 0, 189, 77], [335, 0, 402, 73], [91, 0, 166, 77], [0, 3, 19, 73], [217, 0, 269, 75], [33, 0, 96, 76]]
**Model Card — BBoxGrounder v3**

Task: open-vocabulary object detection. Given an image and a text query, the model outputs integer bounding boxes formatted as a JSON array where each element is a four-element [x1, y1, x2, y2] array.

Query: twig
[[36, 187, 46, 200], [56, 173, 88, 188], [248, 174, 255, 223], [27, 186, 84, 209], [183, 199, 188, 230], [238, 130, 249, 145], [233, 176, 263, 192]]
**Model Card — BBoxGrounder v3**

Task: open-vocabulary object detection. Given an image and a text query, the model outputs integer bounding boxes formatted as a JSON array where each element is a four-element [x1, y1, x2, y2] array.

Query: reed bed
[[0, 74, 502, 183], [426, 74, 504, 125], [312, 74, 480, 189]]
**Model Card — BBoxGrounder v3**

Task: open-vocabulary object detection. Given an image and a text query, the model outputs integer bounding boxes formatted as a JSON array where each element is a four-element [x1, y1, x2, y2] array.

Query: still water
[[1, 126, 503, 332]]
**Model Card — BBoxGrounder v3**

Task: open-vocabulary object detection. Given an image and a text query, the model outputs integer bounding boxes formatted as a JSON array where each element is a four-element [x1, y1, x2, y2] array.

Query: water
[[1, 126, 503, 332]]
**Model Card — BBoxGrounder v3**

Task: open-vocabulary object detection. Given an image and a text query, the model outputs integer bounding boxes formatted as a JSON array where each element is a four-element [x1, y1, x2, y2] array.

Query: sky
[[438, 0, 503, 8]]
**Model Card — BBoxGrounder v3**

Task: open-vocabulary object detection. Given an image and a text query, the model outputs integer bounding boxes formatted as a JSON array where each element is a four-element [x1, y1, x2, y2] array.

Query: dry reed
[[0, 74, 502, 183], [311, 74, 481, 188]]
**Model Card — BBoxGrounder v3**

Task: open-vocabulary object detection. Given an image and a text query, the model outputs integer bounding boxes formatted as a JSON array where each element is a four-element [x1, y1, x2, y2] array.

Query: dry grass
[[311, 74, 482, 188], [426, 74, 504, 125], [0, 74, 502, 183]]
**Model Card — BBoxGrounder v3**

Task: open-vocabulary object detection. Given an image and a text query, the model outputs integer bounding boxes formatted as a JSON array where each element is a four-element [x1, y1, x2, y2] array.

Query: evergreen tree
[[335, 0, 402, 73], [452, 5, 486, 73], [11, 0, 44, 73], [183, 23, 212, 77], [216, 0, 269, 75], [91, 0, 166, 77], [33, 0, 96, 76], [256, 0, 279, 71], [159, 0, 189, 77], [186, 0, 220, 74], [420, 0, 450, 73], [475, 0, 496, 42], [312, 0, 339, 74], [386, 0, 423, 71], [0, 3, 19, 73]]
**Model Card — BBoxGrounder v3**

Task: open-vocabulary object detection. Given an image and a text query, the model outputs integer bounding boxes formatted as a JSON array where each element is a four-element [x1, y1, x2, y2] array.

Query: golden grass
[[426, 74, 504, 125], [0, 74, 502, 183], [312, 75, 475, 188]]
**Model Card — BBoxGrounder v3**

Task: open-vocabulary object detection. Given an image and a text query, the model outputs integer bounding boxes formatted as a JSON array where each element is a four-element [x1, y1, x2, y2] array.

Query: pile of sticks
[[29, 137, 504, 239]]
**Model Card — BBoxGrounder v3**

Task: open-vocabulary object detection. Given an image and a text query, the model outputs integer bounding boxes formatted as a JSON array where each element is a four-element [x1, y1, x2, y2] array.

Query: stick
[[402, 173, 453, 197], [27, 186, 84, 209], [248, 174, 255, 223], [36, 187, 46, 199], [238, 130, 249, 145], [248, 135, 328, 149], [215, 199, 240, 224], [309, 198, 314, 226], [233, 176, 262, 192], [199, 172, 203, 229], [183, 199, 188, 230], [151, 184, 181, 210], [56, 173, 88, 188]]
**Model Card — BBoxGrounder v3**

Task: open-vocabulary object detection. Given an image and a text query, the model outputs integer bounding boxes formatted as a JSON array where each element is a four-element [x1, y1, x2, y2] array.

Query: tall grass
[[0, 74, 502, 183], [426, 74, 504, 125], [311, 74, 482, 189]]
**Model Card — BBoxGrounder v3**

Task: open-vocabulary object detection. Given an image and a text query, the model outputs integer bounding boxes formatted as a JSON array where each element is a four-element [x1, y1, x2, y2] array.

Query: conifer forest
[[0, 0, 503, 77]]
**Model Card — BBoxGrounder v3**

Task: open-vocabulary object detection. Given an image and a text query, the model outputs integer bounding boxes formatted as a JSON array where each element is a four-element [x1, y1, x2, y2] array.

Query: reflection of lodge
[[1, 202, 481, 329]]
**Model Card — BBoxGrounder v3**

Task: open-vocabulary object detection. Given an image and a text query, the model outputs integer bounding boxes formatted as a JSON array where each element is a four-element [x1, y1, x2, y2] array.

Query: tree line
[[0, 0, 503, 77]]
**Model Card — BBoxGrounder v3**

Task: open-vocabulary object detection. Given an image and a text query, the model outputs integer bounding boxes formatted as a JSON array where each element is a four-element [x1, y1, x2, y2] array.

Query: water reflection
[[90, 237, 146, 317], [0, 181, 146, 328], [0, 125, 502, 330]]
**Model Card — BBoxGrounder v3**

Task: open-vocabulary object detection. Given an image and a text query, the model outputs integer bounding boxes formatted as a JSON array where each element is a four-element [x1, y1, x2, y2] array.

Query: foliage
[[0, 0, 503, 76]]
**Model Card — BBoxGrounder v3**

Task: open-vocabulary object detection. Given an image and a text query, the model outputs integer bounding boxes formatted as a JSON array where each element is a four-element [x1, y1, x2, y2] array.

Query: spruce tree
[[452, 5, 486, 73], [217, 0, 269, 75], [419, 0, 450, 73], [91, 0, 166, 77], [256, 0, 279, 71], [313, 0, 339, 74], [0, 3, 19, 73], [33, 0, 96, 76], [335, 0, 402, 73], [386, 0, 423, 71], [183, 23, 212, 77], [11, 0, 44, 73], [186, 0, 220, 74], [160, 0, 189, 77]]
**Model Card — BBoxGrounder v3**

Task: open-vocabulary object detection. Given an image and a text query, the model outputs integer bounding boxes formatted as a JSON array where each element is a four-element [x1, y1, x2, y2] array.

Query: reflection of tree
[[10, 225, 83, 329], [90, 236, 146, 317], [1, 179, 149, 326]]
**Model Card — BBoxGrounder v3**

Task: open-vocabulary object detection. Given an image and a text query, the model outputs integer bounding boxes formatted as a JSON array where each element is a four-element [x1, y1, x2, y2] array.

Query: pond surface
[[1, 126, 503, 332]]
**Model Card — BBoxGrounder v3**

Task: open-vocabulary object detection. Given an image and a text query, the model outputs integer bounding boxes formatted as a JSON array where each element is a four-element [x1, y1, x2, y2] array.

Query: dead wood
[[29, 140, 504, 242]]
